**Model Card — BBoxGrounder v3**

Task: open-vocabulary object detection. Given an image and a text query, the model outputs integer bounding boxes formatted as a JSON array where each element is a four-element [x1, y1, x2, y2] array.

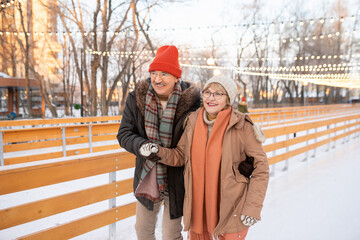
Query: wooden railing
[[0, 151, 136, 240], [0, 122, 121, 166], [1, 104, 358, 166], [248, 104, 358, 127], [0, 115, 122, 129], [1, 107, 360, 239]]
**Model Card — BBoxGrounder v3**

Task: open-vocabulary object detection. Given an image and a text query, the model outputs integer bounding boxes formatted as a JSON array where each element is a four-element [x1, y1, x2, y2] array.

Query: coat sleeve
[[241, 121, 269, 220], [117, 93, 147, 156], [157, 125, 187, 167]]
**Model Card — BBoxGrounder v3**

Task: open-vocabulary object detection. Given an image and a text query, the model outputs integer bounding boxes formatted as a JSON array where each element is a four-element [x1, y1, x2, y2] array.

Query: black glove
[[238, 155, 255, 178], [139, 141, 161, 161]]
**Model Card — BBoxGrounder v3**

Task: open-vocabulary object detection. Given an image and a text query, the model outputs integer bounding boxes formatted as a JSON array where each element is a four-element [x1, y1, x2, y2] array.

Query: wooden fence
[[1, 105, 360, 239], [1, 104, 358, 166], [0, 151, 136, 240]]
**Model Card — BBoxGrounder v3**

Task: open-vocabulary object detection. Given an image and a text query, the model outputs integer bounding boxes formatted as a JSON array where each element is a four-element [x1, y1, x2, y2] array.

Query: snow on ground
[[246, 135, 360, 240], [81, 135, 360, 240], [1, 126, 360, 239], [69, 134, 360, 240]]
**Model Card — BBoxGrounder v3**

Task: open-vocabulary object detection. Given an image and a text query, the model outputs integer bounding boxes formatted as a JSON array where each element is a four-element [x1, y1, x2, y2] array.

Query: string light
[[0, 30, 129, 38], [281, 29, 359, 43], [1, 27, 357, 42], [0, 14, 358, 35], [236, 71, 360, 89], [85, 48, 156, 57], [84, 48, 360, 64], [0, 0, 20, 9], [143, 15, 358, 32], [180, 63, 360, 88], [180, 63, 358, 73]]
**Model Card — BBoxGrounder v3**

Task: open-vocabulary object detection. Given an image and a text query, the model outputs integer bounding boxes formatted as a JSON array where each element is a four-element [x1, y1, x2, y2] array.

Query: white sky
[[148, 0, 358, 47]]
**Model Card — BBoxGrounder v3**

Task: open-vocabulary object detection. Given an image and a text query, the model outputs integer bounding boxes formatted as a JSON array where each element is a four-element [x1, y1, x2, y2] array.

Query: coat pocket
[[232, 165, 250, 184], [232, 151, 249, 184]]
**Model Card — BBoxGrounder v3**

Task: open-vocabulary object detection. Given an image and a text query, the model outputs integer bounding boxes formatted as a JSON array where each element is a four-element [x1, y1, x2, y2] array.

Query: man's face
[[150, 71, 178, 98]]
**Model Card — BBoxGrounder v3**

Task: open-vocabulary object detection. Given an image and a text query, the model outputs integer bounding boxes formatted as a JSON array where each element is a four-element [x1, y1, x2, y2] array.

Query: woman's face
[[202, 84, 229, 118]]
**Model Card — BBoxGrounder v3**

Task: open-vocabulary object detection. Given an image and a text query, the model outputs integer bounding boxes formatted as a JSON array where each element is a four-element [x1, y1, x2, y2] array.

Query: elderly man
[[117, 45, 201, 240]]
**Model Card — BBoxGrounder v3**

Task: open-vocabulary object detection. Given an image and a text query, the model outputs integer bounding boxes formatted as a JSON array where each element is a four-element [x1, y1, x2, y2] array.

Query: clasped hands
[[139, 141, 160, 161]]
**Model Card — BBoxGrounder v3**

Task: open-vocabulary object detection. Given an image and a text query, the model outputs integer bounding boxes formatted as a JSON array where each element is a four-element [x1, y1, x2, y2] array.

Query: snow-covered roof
[[0, 72, 10, 78]]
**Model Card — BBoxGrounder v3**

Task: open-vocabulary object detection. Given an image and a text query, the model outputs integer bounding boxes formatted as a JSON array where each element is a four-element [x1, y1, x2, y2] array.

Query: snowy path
[[247, 136, 360, 240], [72, 135, 360, 240]]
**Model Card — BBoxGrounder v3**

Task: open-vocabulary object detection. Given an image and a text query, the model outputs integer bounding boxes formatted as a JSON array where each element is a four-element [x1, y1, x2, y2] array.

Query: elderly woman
[[139, 76, 269, 240]]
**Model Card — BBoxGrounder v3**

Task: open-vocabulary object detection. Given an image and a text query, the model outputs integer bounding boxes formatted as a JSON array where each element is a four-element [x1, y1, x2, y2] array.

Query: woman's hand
[[240, 214, 258, 226]]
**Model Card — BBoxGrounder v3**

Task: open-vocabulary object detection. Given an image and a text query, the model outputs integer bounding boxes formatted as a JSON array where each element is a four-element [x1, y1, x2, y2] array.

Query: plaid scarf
[[137, 82, 182, 201]]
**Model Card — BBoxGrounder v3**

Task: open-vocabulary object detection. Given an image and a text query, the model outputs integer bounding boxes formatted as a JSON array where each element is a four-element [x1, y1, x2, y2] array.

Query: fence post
[[283, 111, 286, 123], [108, 158, 117, 240], [344, 121, 349, 143], [333, 123, 337, 148], [326, 125, 330, 152], [278, 112, 280, 124], [348, 120, 351, 142], [312, 128, 317, 158], [88, 124, 93, 153], [283, 134, 290, 171], [0, 132, 4, 166], [62, 127, 67, 157], [342, 121, 346, 144], [270, 136, 276, 177], [292, 109, 295, 121], [352, 119, 356, 139], [303, 129, 309, 161]]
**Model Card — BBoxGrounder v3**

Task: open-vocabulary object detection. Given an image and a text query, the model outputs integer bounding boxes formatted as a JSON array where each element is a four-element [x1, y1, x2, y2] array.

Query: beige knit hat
[[203, 76, 237, 104]]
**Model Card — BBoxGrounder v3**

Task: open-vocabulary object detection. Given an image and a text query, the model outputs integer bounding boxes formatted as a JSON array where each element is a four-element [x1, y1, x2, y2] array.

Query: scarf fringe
[[134, 192, 162, 202], [190, 231, 214, 240]]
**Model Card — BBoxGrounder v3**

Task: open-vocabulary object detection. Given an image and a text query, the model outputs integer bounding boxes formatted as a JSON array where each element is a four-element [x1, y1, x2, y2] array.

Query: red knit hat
[[149, 45, 182, 78]]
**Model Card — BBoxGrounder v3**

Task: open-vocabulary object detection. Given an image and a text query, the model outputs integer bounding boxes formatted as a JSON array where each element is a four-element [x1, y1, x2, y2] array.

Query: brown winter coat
[[157, 107, 269, 236]]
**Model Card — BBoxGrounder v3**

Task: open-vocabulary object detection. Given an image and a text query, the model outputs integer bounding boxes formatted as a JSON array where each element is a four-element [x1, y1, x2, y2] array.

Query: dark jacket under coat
[[117, 78, 201, 219]]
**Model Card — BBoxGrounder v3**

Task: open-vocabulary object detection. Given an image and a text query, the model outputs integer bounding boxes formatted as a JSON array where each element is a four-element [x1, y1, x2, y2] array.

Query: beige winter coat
[[158, 107, 269, 236]]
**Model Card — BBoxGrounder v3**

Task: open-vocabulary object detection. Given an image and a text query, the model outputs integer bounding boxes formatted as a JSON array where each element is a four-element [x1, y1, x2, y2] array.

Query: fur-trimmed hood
[[134, 78, 201, 124]]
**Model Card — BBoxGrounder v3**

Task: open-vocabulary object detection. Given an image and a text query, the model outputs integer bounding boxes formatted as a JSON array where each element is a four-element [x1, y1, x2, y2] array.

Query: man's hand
[[139, 142, 160, 161]]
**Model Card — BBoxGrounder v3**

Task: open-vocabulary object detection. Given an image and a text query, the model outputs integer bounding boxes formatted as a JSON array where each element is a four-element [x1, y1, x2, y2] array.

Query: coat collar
[[188, 107, 251, 131], [134, 78, 201, 123]]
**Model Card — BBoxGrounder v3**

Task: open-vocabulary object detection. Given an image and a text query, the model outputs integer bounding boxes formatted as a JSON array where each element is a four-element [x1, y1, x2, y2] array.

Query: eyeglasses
[[150, 71, 169, 79], [202, 90, 226, 100]]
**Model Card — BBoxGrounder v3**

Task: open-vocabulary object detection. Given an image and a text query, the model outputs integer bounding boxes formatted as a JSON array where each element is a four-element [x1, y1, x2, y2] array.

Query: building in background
[[0, 0, 62, 117]]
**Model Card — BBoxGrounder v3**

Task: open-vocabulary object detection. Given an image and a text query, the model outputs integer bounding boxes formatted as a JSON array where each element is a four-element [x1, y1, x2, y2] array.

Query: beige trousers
[[135, 195, 183, 240]]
